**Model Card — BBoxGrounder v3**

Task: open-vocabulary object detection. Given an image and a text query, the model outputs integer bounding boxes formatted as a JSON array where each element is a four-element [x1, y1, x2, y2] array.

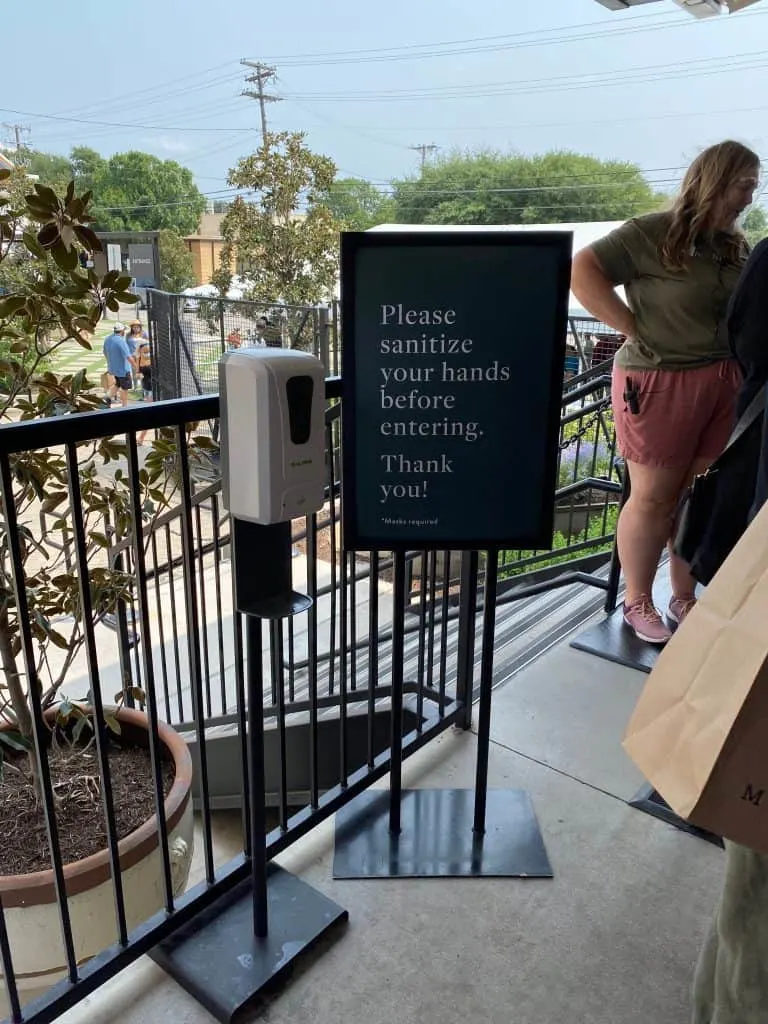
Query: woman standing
[[571, 140, 759, 645], [129, 321, 153, 446]]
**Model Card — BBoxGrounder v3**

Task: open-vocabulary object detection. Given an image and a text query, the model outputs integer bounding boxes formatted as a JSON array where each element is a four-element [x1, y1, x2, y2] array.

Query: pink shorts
[[611, 360, 742, 470]]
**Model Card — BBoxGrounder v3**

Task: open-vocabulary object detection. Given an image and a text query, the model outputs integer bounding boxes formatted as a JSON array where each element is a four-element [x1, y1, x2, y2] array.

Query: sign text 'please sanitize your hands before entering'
[[341, 232, 572, 551]]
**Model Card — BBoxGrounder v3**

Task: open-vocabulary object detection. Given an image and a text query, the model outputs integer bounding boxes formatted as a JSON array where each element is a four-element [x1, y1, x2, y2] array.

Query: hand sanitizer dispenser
[[219, 348, 326, 524]]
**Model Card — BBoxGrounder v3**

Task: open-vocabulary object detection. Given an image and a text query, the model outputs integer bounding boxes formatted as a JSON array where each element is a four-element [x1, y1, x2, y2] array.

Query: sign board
[[127, 244, 157, 286], [341, 231, 572, 551], [106, 244, 122, 273]]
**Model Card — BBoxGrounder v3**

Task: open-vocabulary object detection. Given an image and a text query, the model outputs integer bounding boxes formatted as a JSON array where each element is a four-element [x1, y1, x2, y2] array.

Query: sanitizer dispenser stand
[[153, 350, 347, 1023]]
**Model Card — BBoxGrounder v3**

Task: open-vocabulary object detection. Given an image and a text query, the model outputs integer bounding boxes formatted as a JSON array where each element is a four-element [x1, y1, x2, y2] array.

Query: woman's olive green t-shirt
[[590, 211, 748, 370]]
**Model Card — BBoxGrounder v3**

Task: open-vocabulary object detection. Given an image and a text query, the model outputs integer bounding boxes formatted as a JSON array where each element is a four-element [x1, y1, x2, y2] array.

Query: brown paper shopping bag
[[623, 500, 768, 853]]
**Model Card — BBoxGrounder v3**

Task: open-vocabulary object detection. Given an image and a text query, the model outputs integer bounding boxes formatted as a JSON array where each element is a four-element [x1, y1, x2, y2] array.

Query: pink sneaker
[[622, 595, 672, 645], [668, 595, 697, 625]]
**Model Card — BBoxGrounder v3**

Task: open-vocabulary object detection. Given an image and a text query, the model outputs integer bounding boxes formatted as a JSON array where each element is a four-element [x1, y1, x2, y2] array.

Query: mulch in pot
[[0, 742, 174, 877]]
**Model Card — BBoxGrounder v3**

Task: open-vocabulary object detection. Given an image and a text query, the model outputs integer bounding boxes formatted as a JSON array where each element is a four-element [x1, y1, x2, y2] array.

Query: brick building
[[184, 213, 231, 285]]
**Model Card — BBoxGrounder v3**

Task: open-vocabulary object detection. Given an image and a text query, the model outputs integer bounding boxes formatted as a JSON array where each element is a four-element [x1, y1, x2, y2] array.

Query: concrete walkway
[[57, 631, 723, 1024]]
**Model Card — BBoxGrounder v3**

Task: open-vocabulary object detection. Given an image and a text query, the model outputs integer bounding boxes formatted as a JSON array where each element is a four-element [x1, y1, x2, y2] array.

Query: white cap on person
[[113, 322, 125, 332]]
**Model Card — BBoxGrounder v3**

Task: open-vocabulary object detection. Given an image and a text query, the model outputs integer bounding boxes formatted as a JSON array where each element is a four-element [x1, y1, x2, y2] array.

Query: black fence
[[0, 383, 471, 1024], [147, 290, 339, 401], [0, 323, 624, 1021]]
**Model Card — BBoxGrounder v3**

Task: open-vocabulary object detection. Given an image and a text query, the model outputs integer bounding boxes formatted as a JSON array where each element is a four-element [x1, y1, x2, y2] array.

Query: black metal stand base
[[629, 784, 724, 849], [332, 788, 553, 879], [151, 866, 349, 1024]]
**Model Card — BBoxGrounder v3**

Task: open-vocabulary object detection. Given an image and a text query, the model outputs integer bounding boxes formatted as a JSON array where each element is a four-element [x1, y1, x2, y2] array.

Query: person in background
[[124, 319, 144, 391], [136, 334, 153, 446], [258, 316, 281, 348], [571, 140, 758, 645], [692, 243, 768, 1023], [227, 328, 242, 349], [102, 322, 135, 409]]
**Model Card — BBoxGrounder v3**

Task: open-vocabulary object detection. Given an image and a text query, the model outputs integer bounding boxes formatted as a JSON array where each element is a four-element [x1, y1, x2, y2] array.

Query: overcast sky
[[3, 0, 768, 203]]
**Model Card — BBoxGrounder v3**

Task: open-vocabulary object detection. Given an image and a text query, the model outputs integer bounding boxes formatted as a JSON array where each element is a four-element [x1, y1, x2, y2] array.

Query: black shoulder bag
[[674, 385, 767, 585]]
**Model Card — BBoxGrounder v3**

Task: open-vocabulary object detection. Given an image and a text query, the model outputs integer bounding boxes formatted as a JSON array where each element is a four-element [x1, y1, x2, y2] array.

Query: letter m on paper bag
[[623, 501, 768, 853]]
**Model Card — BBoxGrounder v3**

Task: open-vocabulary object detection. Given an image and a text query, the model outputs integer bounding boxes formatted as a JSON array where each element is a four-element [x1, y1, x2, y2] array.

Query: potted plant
[[0, 168, 195, 1006]]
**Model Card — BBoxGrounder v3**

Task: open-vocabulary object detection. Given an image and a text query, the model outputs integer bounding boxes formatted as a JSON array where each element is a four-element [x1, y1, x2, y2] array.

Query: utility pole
[[240, 61, 281, 143], [410, 143, 438, 171], [2, 122, 30, 156]]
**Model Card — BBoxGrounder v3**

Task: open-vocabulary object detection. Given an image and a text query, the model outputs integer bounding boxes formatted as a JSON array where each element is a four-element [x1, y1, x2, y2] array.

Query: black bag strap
[[721, 383, 768, 456]]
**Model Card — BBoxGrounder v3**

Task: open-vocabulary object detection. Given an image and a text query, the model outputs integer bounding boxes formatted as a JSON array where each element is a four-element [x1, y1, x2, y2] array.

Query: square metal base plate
[[629, 784, 724, 849], [151, 866, 348, 1024], [333, 788, 553, 879], [570, 574, 674, 674]]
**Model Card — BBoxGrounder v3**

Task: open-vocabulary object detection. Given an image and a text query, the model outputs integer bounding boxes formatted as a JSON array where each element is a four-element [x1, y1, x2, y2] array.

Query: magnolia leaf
[[0, 295, 26, 317], [192, 435, 217, 450], [41, 492, 68, 513], [0, 730, 32, 753], [72, 715, 92, 744], [33, 183, 60, 208], [37, 223, 59, 248], [74, 226, 101, 252], [105, 714, 121, 736], [52, 243, 78, 272], [21, 229, 47, 258]]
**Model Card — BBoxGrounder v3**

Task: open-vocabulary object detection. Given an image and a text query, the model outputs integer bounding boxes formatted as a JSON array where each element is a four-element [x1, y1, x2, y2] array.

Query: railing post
[[604, 461, 629, 613], [455, 550, 479, 730], [317, 304, 331, 371]]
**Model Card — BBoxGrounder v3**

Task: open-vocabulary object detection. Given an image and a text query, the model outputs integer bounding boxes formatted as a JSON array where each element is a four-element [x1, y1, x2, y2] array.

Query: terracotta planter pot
[[0, 707, 194, 1008]]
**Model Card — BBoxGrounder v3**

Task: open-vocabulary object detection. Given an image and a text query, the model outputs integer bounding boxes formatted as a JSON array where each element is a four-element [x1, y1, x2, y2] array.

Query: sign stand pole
[[472, 549, 498, 835], [153, 519, 348, 1024], [333, 546, 553, 881], [388, 551, 406, 837]]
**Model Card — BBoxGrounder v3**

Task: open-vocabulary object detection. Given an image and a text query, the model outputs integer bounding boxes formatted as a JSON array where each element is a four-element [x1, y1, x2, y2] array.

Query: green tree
[[18, 148, 73, 193], [320, 177, 395, 231], [215, 131, 341, 305], [13, 147, 205, 236], [744, 206, 768, 248], [392, 150, 663, 225], [158, 229, 195, 292], [70, 146, 107, 195], [91, 152, 205, 235]]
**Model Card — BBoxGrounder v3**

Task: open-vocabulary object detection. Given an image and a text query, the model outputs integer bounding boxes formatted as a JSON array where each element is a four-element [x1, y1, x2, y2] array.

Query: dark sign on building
[[341, 230, 572, 551], [128, 243, 157, 287]]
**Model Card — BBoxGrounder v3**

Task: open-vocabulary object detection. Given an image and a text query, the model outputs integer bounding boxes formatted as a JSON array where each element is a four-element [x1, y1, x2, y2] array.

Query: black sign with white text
[[341, 231, 572, 551]]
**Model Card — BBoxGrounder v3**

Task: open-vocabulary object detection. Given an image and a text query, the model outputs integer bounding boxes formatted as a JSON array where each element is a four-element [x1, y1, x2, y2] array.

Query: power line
[[282, 49, 768, 103], [322, 101, 768, 136], [255, 9, 692, 65], [264, 7, 768, 67], [10, 48, 767, 138], [0, 106, 256, 133], [50, 62, 241, 120]]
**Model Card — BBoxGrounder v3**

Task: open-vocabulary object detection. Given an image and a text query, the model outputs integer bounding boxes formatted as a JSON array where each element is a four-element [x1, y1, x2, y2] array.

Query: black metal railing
[[0, 322, 623, 1022], [147, 290, 339, 402], [0, 382, 467, 1024]]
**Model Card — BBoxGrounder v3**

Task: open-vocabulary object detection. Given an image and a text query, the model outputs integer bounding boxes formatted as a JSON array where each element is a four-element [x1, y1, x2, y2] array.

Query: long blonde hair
[[661, 140, 759, 270]]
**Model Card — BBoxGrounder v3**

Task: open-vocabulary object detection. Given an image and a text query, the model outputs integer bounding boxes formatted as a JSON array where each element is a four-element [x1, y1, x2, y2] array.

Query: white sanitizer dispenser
[[219, 348, 327, 524]]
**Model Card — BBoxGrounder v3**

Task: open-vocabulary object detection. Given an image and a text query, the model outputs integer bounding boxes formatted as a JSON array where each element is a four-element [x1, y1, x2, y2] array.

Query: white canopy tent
[[367, 221, 626, 314]]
